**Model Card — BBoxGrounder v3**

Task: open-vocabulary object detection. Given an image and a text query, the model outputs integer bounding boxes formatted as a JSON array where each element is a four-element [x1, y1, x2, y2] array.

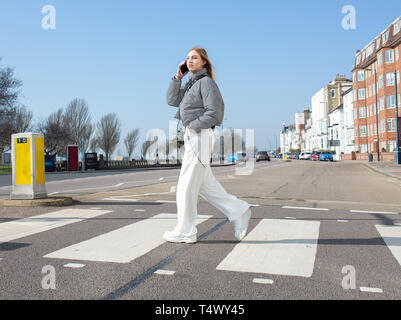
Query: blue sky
[[1, 0, 400, 157]]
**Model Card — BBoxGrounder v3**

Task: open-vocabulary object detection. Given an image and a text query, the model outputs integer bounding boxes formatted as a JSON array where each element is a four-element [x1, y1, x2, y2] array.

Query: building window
[[379, 97, 385, 110], [355, 128, 358, 137], [359, 126, 367, 137], [381, 141, 387, 152], [360, 144, 368, 153], [376, 37, 381, 49], [357, 70, 364, 81], [386, 95, 396, 108], [353, 90, 357, 101], [382, 30, 389, 43], [331, 89, 335, 98], [394, 20, 401, 35], [356, 55, 361, 65], [358, 88, 365, 100], [353, 72, 356, 82], [386, 72, 395, 86], [378, 52, 383, 66], [385, 50, 394, 63], [359, 107, 366, 118], [379, 74, 384, 88], [387, 118, 396, 131], [388, 140, 396, 152], [396, 47, 400, 61], [381, 119, 386, 133]]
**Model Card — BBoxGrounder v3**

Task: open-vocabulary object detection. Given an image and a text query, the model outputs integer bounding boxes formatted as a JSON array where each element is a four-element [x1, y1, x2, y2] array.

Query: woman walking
[[164, 47, 252, 243]]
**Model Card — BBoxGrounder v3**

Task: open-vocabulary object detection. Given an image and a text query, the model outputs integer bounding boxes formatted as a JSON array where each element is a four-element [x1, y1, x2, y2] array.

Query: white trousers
[[174, 126, 251, 237]]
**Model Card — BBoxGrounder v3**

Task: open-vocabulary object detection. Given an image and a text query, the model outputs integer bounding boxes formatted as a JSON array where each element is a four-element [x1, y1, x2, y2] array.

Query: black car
[[256, 151, 270, 162]]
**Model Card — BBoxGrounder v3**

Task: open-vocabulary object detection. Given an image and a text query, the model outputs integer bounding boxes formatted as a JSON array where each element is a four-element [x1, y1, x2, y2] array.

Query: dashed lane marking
[[282, 206, 329, 211]]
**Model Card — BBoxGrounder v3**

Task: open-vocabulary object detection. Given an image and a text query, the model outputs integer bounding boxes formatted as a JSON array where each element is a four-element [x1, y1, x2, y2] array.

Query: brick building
[[352, 16, 401, 160]]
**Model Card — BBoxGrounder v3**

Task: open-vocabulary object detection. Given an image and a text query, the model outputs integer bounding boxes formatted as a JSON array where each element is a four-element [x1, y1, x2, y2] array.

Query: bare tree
[[141, 140, 156, 160], [96, 113, 121, 161], [124, 128, 139, 160], [37, 108, 71, 156], [89, 137, 98, 153], [14, 105, 33, 133], [0, 58, 23, 152], [64, 98, 93, 152]]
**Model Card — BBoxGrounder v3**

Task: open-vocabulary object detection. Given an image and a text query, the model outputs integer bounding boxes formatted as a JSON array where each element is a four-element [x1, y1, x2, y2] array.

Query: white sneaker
[[233, 208, 252, 241], [163, 230, 197, 243]]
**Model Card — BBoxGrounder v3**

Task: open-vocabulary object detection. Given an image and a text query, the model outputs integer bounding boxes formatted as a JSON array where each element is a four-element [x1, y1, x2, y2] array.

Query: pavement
[[363, 161, 401, 180]]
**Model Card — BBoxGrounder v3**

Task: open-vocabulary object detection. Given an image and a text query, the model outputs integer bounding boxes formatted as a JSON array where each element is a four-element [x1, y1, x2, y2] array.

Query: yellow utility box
[[11, 133, 47, 199]]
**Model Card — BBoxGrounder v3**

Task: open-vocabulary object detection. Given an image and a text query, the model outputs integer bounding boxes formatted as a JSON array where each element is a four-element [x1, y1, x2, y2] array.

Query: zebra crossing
[[1, 205, 401, 297]]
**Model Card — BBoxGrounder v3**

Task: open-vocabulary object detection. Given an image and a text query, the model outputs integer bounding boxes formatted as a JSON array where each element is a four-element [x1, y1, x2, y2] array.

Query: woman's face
[[186, 50, 206, 74]]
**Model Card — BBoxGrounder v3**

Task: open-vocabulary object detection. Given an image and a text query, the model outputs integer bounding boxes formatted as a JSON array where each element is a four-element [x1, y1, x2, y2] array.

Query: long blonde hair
[[188, 47, 215, 80]]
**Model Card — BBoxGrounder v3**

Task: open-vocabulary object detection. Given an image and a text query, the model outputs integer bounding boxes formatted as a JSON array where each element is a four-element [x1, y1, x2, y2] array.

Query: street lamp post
[[394, 69, 400, 164], [365, 67, 380, 162]]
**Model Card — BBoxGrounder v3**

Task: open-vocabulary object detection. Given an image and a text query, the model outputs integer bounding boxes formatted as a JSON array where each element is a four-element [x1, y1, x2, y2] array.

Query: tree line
[[1, 58, 248, 163], [0, 58, 167, 161]]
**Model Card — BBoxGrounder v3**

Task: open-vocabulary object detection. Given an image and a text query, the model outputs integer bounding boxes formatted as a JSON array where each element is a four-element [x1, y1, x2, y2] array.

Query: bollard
[[11, 133, 47, 199]]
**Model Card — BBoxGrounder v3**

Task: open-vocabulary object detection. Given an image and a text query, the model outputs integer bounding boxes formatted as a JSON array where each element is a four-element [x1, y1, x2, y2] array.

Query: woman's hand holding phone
[[175, 61, 188, 80]]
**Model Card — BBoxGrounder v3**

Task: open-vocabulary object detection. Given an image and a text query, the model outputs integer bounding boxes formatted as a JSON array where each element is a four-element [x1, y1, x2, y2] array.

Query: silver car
[[256, 151, 271, 162]]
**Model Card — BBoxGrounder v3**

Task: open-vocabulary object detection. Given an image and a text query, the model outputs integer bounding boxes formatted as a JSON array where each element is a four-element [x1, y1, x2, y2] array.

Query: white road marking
[[102, 198, 139, 202], [51, 183, 125, 194], [337, 220, 348, 222], [90, 207, 102, 210], [156, 200, 176, 203], [134, 209, 145, 212], [375, 224, 401, 267], [360, 287, 383, 293], [253, 278, 274, 284], [43, 213, 211, 263], [282, 206, 329, 211], [154, 269, 176, 275], [64, 263, 86, 268], [351, 210, 398, 215], [216, 219, 320, 277], [284, 217, 297, 219], [0, 209, 112, 243]]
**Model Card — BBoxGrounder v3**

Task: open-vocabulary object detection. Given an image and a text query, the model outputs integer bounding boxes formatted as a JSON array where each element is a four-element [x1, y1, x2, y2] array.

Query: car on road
[[300, 152, 311, 160], [311, 151, 321, 161], [226, 152, 247, 163], [256, 151, 270, 162], [319, 151, 334, 161]]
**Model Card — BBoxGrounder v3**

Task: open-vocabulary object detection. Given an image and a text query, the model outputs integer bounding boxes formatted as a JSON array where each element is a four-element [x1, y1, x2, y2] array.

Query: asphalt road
[[1, 159, 401, 303]]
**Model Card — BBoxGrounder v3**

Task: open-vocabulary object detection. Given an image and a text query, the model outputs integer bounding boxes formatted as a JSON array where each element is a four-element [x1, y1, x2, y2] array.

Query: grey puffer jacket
[[166, 67, 224, 133]]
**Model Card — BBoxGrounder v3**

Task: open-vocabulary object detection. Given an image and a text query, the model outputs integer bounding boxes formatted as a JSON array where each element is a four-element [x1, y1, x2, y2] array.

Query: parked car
[[256, 151, 270, 162], [311, 151, 321, 161], [226, 152, 247, 163], [319, 151, 334, 161], [300, 152, 311, 160]]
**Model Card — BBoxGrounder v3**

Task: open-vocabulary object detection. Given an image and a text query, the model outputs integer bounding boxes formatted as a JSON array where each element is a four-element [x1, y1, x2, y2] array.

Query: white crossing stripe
[[154, 269, 176, 275], [64, 263, 86, 268], [253, 278, 274, 284], [43, 213, 211, 263], [0, 209, 112, 243], [360, 287, 383, 293], [216, 219, 320, 277], [375, 224, 401, 267]]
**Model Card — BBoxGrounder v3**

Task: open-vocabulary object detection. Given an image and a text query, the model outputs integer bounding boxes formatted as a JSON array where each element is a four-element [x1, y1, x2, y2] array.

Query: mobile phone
[[180, 62, 188, 74]]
